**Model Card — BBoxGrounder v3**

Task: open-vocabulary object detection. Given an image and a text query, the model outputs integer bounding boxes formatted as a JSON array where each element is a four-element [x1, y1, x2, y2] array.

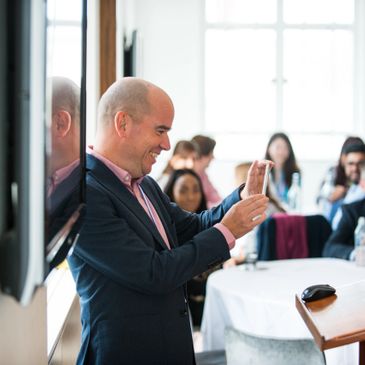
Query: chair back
[[257, 214, 332, 260], [195, 350, 226, 365], [225, 327, 326, 365]]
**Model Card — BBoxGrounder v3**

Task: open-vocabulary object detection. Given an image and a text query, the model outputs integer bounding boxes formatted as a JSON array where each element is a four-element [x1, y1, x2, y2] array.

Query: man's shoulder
[[342, 197, 365, 216], [142, 175, 168, 202], [142, 175, 160, 188], [86, 153, 119, 186]]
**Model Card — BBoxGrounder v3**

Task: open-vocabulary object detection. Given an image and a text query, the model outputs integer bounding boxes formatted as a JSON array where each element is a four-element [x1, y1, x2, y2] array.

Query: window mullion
[[276, 0, 284, 131], [354, 0, 365, 137]]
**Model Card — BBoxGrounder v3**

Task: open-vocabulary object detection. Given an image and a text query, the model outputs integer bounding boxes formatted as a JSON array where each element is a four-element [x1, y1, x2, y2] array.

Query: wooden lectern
[[296, 280, 365, 364]]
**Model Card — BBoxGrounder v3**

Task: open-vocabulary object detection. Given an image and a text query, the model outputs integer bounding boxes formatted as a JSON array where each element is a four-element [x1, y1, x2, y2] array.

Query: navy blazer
[[46, 166, 83, 270], [68, 154, 239, 365], [322, 198, 365, 259]]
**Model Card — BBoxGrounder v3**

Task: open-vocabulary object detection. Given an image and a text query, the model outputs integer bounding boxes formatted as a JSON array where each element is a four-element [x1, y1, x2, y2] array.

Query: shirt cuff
[[214, 223, 236, 250]]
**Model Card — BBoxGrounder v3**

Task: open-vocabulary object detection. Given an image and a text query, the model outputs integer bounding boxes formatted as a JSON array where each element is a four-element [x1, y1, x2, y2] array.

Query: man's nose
[[161, 133, 171, 151]]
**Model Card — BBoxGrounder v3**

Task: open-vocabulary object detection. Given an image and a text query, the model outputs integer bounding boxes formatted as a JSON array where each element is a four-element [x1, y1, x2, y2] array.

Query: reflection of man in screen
[[46, 77, 80, 242]]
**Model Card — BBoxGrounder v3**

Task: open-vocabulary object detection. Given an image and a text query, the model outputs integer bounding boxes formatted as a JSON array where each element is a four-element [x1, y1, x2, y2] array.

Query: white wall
[[121, 0, 362, 212], [86, 0, 100, 145], [133, 0, 204, 140]]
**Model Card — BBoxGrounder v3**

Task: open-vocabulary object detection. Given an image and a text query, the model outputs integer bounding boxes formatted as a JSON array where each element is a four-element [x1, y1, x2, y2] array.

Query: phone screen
[[262, 163, 270, 195]]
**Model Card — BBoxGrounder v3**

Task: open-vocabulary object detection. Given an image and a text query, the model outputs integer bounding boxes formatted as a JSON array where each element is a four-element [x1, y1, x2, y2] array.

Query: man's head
[[95, 77, 174, 178], [343, 143, 365, 184], [50, 76, 80, 173]]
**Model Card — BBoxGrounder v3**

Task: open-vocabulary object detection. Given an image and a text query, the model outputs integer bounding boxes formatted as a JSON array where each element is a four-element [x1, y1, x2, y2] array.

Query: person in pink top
[[191, 134, 222, 208]]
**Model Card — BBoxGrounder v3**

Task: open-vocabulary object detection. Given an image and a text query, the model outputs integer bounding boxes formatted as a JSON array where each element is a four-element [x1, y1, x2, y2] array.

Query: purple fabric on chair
[[273, 213, 308, 259]]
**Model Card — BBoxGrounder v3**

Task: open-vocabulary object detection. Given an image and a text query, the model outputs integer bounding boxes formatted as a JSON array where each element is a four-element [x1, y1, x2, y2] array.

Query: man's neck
[[50, 154, 78, 175]]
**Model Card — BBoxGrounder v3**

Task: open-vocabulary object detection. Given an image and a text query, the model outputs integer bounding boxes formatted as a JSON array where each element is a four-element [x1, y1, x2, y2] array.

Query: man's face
[[344, 152, 365, 183], [126, 99, 174, 178]]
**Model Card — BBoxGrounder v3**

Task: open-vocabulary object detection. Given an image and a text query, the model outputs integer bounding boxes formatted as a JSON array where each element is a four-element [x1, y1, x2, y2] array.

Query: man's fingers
[[249, 204, 267, 222], [221, 194, 268, 238], [251, 214, 262, 222], [250, 211, 267, 225], [235, 194, 268, 224], [239, 194, 269, 207]]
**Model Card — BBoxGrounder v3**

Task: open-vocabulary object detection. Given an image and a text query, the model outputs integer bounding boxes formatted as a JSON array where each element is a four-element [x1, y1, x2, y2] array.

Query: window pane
[[47, 0, 82, 23], [213, 133, 345, 161], [283, 0, 354, 24], [283, 30, 353, 133], [205, 29, 276, 133], [206, 0, 276, 23], [47, 26, 82, 85]]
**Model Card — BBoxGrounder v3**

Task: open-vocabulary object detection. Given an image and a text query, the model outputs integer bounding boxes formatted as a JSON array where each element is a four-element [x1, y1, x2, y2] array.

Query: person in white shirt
[[332, 145, 365, 229]]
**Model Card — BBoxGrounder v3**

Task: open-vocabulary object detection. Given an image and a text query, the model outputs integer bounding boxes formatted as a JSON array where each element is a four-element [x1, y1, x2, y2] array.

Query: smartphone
[[262, 163, 270, 195]]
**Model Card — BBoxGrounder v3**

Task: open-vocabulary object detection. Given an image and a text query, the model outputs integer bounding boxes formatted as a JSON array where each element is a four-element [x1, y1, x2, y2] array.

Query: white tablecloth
[[201, 258, 365, 365]]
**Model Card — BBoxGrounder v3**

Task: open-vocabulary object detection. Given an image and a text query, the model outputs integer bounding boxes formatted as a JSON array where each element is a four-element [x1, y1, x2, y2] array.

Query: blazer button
[[180, 309, 188, 317]]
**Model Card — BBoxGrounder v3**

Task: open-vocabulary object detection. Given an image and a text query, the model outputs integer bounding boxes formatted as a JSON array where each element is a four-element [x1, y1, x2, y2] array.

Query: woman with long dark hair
[[164, 168, 207, 213], [264, 132, 301, 204]]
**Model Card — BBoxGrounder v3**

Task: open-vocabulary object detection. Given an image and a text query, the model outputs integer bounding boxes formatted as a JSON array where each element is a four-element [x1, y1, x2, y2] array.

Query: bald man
[[67, 77, 269, 365], [47, 77, 81, 259], [49, 76, 80, 179]]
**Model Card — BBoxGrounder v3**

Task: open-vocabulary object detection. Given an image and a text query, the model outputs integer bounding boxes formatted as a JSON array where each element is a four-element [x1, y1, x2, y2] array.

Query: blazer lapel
[[141, 179, 176, 249], [87, 154, 170, 250], [48, 167, 81, 215]]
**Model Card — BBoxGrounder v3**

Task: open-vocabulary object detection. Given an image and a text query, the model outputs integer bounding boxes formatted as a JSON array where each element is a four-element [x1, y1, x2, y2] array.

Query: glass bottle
[[287, 172, 301, 213], [354, 216, 365, 266]]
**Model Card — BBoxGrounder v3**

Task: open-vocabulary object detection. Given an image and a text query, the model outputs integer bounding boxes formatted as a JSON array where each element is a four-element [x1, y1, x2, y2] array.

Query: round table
[[201, 258, 365, 365]]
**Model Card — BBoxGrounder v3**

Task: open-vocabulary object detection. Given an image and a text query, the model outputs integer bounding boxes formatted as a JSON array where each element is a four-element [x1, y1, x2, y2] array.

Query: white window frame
[[202, 0, 365, 140]]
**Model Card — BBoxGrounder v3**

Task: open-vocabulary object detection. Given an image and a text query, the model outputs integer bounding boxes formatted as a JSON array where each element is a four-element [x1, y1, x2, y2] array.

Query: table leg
[[360, 341, 365, 365]]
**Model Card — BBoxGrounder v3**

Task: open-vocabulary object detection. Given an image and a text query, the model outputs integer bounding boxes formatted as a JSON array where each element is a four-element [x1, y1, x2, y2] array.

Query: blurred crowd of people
[[155, 132, 365, 326], [53, 75, 363, 362]]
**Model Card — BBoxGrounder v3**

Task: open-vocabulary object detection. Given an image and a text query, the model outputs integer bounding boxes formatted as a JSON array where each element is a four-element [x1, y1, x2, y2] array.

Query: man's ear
[[114, 111, 128, 137], [54, 110, 72, 137]]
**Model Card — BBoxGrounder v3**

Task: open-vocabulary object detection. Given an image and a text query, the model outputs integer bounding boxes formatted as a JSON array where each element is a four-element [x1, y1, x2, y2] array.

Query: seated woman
[[157, 140, 198, 190], [264, 132, 301, 206], [317, 136, 364, 223], [164, 169, 213, 327]]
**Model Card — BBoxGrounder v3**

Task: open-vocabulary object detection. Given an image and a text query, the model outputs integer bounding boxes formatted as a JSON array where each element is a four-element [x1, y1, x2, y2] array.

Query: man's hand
[[221, 194, 269, 239], [240, 160, 274, 200]]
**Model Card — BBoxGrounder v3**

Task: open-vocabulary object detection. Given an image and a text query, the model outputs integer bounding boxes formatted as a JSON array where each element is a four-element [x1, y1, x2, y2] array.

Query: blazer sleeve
[[322, 203, 358, 259], [71, 181, 239, 296]]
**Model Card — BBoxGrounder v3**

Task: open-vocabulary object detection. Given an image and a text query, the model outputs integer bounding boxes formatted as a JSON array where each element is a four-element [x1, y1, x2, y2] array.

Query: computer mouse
[[301, 284, 336, 302]]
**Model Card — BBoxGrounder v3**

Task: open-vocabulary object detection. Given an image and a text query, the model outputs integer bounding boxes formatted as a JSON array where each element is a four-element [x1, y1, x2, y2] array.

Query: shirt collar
[[87, 146, 144, 188], [52, 159, 79, 186]]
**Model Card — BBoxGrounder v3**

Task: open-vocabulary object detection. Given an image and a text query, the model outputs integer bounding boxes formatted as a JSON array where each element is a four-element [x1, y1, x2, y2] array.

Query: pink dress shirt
[[48, 159, 80, 197], [198, 170, 222, 209]]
